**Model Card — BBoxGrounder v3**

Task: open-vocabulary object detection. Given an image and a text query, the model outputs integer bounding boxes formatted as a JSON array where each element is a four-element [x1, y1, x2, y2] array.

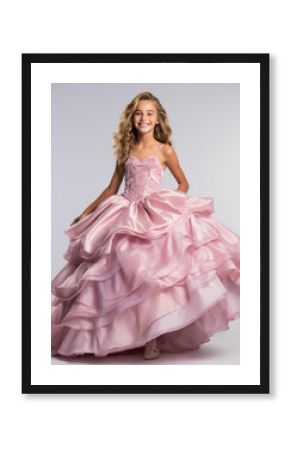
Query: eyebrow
[[135, 109, 155, 112]]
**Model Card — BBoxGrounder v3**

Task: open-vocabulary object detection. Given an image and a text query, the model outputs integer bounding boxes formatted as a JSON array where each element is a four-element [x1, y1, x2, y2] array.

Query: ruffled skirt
[[51, 189, 240, 357]]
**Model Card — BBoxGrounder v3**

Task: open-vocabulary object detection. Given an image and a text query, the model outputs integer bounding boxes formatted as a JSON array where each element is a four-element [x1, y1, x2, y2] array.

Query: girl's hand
[[70, 211, 91, 226]]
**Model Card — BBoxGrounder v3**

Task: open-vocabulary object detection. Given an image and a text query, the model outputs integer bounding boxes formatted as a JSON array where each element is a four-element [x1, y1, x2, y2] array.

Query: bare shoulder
[[161, 143, 175, 155], [161, 143, 178, 162]]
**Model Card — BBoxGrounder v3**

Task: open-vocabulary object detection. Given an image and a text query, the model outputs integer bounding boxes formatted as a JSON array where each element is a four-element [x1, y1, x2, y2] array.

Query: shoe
[[143, 337, 160, 360]]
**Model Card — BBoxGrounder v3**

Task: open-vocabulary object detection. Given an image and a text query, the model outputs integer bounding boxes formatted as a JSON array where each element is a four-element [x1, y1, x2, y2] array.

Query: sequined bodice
[[122, 156, 166, 201]]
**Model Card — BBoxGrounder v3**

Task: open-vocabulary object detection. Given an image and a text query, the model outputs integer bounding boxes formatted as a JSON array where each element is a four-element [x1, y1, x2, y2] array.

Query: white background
[[1, 0, 284, 449]]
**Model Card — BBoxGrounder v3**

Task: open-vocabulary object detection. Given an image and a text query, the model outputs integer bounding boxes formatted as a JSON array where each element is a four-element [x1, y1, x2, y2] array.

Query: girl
[[51, 91, 240, 360]]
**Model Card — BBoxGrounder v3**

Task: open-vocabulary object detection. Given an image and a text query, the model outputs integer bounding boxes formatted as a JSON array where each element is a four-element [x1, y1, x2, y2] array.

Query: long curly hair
[[112, 92, 173, 168]]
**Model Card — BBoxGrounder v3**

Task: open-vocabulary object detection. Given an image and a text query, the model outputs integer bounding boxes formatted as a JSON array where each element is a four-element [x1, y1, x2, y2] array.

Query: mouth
[[139, 123, 150, 128]]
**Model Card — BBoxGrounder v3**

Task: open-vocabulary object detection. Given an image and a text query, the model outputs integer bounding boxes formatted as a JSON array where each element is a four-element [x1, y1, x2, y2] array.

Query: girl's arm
[[71, 161, 125, 225], [163, 145, 190, 193]]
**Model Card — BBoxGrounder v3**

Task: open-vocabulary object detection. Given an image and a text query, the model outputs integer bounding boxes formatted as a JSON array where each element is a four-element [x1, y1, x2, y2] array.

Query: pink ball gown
[[51, 153, 240, 357]]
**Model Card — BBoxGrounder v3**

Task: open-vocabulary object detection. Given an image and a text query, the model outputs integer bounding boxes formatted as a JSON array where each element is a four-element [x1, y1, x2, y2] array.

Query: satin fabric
[[51, 155, 240, 357]]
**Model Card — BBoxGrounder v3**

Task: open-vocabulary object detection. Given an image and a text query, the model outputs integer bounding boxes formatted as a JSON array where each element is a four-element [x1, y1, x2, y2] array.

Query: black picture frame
[[22, 53, 269, 394]]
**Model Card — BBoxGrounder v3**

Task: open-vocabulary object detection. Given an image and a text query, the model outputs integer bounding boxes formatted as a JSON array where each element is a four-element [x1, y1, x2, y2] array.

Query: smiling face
[[133, 100, 159, 135]]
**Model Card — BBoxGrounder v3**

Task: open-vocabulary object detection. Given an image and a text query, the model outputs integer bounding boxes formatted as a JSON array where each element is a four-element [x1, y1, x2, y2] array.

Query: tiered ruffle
[[51, 189, 240, 357]]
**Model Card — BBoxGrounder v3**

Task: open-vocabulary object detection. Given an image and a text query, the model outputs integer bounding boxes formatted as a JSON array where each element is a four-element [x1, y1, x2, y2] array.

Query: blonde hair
[[112, 91, 173, 168]]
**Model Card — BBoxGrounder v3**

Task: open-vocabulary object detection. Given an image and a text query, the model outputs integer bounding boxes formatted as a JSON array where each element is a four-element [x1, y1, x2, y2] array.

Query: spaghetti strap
[[154, 143, 164, 155]]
